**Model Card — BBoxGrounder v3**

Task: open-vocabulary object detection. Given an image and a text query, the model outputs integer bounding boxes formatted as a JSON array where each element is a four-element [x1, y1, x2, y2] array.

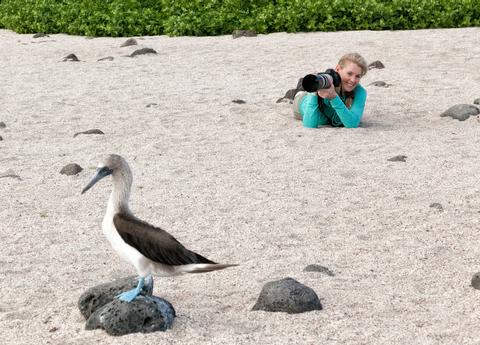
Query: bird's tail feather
[[174, 263, 238, 274]]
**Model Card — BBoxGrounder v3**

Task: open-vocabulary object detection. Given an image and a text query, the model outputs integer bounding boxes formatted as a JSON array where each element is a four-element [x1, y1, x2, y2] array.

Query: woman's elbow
[[303, 122, 317, 128], [302, 117, 318, 128], [343, 119, 361, 128]]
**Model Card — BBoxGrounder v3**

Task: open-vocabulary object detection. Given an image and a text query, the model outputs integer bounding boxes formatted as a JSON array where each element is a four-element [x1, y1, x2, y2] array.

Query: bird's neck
[[107, 174, 132, 215]]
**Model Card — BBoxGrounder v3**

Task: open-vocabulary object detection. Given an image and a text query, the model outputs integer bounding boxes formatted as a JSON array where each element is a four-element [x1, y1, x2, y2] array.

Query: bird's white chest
[[102, 209, 139, 265], [102, 216, 123, 252]]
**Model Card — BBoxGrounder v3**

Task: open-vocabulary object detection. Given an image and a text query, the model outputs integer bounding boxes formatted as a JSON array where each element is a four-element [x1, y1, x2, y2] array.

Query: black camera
[[302, 69, 341, 92]]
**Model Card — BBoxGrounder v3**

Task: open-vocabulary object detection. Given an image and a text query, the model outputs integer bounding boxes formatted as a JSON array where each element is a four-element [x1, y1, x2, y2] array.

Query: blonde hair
[[338, 53, 368, 76]]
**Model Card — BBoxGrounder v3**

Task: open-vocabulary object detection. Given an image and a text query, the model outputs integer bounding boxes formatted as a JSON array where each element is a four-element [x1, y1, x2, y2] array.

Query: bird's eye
[[99, 166, 113, 176]]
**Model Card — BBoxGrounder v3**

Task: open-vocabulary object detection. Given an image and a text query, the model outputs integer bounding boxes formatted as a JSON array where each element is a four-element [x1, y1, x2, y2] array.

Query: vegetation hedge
[[0, 0, 478, 37]]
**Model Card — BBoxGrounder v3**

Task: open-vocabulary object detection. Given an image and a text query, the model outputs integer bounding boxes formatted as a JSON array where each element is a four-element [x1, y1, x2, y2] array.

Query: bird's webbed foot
[[117, 276, 146, 302]]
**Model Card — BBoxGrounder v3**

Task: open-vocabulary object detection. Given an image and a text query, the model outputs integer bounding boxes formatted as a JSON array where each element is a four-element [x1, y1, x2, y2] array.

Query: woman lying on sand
[[293, 52, 368, 128]]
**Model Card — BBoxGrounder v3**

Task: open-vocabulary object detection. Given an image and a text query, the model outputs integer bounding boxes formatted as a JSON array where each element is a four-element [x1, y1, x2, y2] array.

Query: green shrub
[[0, 0, 165, 36], [0, 0, 478, 36]]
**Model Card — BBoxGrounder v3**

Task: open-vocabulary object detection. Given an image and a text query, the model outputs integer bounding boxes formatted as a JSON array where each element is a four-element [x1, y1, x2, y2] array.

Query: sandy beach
[[1, 27, 480, 344]]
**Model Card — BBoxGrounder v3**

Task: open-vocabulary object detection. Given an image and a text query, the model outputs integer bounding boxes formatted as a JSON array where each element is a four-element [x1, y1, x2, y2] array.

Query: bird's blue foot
[[117, 288, 141, 302], [117, 276, 146, 302]]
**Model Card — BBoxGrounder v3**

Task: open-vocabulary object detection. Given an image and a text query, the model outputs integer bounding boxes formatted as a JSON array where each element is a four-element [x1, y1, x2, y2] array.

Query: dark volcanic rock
[[120, 38, 138, 47], [387, 155, 407, 162], [295, 77, 305, 91], [276, 97, 292, 104], [252, 277, 322, 314], [73, 129, 105, 138], [129, 48, 157, 57], [60, 163, 83, 176], [472, 272, 480, 290], [232, 30, 257, 38], [277, 77, 305, 103], [368, 60, 385, 70], [97, 56, 114, 62], [277, 88, 299, 103], [283, 88, 299, 100], [63, 53, 79, 62], [85, 295, 175, 336], [368, 81, 389, 87], [440, 104, 480, 121], [78, 276, 153, 319], [474, 98, 480, 105], [429, 203, 444, 212], [0, 169, 22, 180], [304, 264, 335, 276], [0, 136, 3, 141], [33, 33, 49, 38], [0, 121, 6, 129], [232, 99, 246, 104]]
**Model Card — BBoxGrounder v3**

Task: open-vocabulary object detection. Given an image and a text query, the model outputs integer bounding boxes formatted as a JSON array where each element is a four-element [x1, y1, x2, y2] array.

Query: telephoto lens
[[302, 69, 341, 92], [302, 73, 332, 92]]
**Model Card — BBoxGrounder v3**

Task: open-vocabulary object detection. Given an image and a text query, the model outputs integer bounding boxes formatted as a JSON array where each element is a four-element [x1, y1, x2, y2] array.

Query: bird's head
[[81, 154, 128, 194]]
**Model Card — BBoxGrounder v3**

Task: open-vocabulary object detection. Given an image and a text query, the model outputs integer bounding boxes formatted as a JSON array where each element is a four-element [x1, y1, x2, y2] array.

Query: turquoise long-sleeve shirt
[[300, 84, 367, 128]]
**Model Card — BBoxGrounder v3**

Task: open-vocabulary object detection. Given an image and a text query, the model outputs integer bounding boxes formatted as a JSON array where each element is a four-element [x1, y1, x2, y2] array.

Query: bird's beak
[[81, 167, 113, 194]]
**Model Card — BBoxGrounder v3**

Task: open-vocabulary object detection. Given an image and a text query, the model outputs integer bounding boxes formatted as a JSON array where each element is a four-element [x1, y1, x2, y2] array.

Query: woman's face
[[335, 62, 363, 92]]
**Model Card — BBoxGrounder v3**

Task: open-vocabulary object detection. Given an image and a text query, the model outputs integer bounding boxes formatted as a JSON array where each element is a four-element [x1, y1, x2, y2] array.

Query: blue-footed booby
[[81, 154, 237, 302]]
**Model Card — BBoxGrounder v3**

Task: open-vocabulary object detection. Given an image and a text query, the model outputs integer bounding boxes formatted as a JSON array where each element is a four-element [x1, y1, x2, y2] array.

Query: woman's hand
[[317, 74, 337, 99]]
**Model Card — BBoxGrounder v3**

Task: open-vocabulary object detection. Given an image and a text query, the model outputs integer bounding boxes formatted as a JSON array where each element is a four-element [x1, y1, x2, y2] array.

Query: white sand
[[1, 27, 480, 344]]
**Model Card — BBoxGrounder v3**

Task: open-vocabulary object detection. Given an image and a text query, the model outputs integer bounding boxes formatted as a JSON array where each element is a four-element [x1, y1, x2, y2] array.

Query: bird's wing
[[113, 213, 216, 266]]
